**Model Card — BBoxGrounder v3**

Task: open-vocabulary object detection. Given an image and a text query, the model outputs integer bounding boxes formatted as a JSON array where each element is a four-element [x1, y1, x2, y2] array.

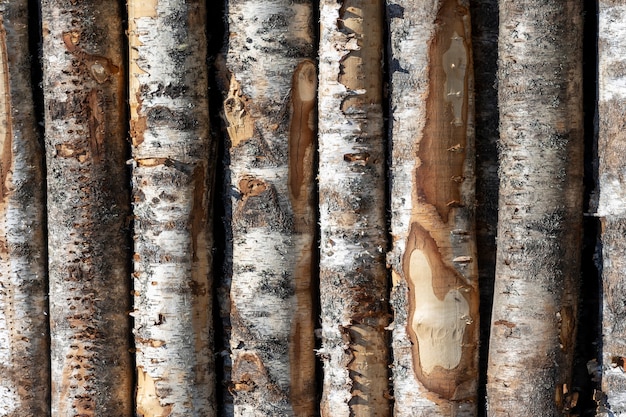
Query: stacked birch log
[[0, 0, 621, 416]]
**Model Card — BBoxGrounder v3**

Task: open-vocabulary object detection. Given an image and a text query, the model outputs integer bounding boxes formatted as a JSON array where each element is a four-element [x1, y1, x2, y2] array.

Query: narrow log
[[598, 0, 626, 412], [318, 1, 390, 416], [129, 0, 216, 415], [0, 2, 49, 415], [218, 1, 316, 415], [487, 0, 584, 414], [387, 1, 479, 415], [41, 0, 132, 414]]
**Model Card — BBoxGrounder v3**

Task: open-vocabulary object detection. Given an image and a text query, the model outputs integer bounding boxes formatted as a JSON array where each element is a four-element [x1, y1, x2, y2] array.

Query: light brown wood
[[289, 60, 317, 417]]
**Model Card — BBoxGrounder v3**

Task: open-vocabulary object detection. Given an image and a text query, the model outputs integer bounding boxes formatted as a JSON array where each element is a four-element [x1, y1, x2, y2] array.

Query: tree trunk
[[487, 0, 584, 415], [128, 0, 215, 415], [218, 1, 316, 415], [598, 1, 626, 413], [387, 1, 479, 415], [0, 2, 49, 416], [41, 0, 132, 415], [318, 1, 390, 416]]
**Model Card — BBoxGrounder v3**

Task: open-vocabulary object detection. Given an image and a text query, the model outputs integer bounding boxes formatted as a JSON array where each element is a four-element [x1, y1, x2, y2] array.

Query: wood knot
[[239, 176, 267, 198], [231, 351, 284, 401], [611, 356, 625, 371], [343, 152, 370, 164], [494, 319, 516, 328], [62, 32, 119, 84]]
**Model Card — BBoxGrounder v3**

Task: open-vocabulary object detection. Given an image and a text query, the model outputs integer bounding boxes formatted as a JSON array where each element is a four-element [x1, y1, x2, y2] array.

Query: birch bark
[[218, 1, 316, 415], [387, 1, 478, 415], [318, 1, 390, 416], [598, 1, 626, 414], [128, 0, 215, 415], [0, 2, 49, 415], [487, 0, 584, 415], [41, 0, 132, 415]]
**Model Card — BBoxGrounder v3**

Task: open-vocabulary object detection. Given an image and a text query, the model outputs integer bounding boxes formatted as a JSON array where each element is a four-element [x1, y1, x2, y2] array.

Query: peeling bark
[[318, 1, 390, 416], [41, 0, 132, 415], [129, 0, 215, 415], [218, 1, 316, 415], [598, 1, 626, 414], [387, 1, 479, 415], [0, 2, 49, 416], [486, 0, 584, 415]]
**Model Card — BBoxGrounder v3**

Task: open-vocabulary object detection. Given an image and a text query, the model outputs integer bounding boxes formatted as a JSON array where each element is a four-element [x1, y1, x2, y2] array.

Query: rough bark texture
[[0, 2, 49, 416], [487, 1, 584, 415], [598, 1, 626, 414], [387, 1, 479, 415], [318, 1, 390, 416], [218, 1, 316, 415], [41, 0, 132, 415], [129, 0, 215, 415]]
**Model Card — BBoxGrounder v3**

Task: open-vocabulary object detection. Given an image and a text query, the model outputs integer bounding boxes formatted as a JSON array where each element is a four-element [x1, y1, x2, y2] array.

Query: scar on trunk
[[404, 223, 474, 400], [136, 367, 173, 417], [289, 60, 316, 201], [417, 0, 470, 223], [62, 32, 119, 84], [0, 19, 12, 203]]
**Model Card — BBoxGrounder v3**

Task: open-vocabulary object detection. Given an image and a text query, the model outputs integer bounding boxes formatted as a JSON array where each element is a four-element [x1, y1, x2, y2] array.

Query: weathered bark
[[598, 1, 626, 413], [41, 0, 132, 415], [318, 1, 390, 416], [218, 1, 316, 415], [0, 2, 49, 416], [487, 0, 584, 415], [128, 0, 215, 415], [387, 1, 479, 415]]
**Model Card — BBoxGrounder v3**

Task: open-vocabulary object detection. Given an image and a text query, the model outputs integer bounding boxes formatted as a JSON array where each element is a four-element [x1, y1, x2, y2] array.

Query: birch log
[[387, 1, 479, 415], [487, 0, 584, 415], [598, 1, 626, 414], [218, 1, 316, 415], [129, 0, 215, 415], [318, 1, 390, 416], [0, 2, 49, 415], [41, 0, 132, 415]]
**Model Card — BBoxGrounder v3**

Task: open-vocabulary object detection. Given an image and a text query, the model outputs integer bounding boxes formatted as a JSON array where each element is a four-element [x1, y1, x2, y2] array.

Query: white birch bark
[[487, 0, 584, 415], [387, 1, 478, 415], [128, 0, 215, 415], [0, 2, 49, 415], [598, 2, 626, 414], [41, 0, 132, 415], [318, 1, 390, 416], [218, 1, 316, 415]]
